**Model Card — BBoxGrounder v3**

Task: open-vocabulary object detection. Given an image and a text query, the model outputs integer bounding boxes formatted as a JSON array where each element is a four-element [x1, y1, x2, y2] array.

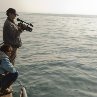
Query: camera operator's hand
[[18, 23, 27, 31], [22, 24, 27, 30]]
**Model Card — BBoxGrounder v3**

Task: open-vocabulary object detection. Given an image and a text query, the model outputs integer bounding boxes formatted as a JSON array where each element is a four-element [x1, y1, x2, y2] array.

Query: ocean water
[[0, 13, 97, 97]]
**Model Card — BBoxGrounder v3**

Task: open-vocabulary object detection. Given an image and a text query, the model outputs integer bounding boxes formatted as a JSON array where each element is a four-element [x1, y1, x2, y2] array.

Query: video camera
[[17, 18, 33, 32]]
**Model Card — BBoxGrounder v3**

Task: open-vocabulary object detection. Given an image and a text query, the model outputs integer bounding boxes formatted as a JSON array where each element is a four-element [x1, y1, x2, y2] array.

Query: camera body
[[18, 23, 32, 32], [17, 18, 33, 32]]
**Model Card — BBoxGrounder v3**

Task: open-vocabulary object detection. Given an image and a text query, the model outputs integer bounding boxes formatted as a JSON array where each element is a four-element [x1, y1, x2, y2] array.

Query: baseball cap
[[6, 8, 19, 16]]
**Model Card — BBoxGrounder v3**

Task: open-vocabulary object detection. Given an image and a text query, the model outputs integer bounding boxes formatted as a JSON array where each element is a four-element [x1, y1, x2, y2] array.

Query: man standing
[[3, 8, 26, 65]]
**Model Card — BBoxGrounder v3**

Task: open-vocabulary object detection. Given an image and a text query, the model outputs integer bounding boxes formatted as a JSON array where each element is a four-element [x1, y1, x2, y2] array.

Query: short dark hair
[[6, 8, 18, 16], [0, 44, 13, 53]]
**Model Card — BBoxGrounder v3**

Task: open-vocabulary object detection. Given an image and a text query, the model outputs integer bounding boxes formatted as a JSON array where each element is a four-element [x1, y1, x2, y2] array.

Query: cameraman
[[3, 8, 26, 65]]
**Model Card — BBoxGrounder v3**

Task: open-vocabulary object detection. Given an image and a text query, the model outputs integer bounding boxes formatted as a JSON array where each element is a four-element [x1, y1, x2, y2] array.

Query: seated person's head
[[0, 44, 13, 57]]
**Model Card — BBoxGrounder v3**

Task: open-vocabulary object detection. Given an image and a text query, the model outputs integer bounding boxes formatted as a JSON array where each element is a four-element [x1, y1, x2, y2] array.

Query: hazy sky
[[0, 0, 97, 15]]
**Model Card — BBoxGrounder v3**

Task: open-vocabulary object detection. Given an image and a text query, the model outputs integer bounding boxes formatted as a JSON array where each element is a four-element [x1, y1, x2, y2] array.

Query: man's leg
[[10, 47, 17, 65], [1, 72, 18, 91]]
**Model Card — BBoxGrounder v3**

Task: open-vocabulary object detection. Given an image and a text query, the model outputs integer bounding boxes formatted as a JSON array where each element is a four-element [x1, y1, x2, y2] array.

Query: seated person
[[0, 44, 18, 95]]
